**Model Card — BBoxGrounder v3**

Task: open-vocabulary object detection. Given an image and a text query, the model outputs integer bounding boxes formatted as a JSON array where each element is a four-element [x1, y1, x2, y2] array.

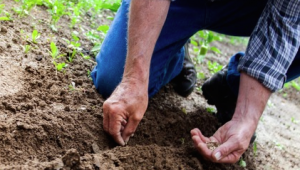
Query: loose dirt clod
[[62, 149, 81, 169], [206, 141, 219, 151]]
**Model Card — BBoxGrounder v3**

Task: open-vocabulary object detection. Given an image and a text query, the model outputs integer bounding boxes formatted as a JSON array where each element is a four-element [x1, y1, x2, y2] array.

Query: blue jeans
[[91, 0, 300, 98]]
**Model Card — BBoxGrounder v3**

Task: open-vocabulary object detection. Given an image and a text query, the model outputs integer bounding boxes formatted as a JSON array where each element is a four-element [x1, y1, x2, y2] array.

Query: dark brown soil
[[0, 1, 299, 170]]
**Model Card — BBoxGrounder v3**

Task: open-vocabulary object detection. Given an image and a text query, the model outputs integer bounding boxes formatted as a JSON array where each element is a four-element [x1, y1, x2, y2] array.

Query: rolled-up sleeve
[[238, 0, 300, 92]]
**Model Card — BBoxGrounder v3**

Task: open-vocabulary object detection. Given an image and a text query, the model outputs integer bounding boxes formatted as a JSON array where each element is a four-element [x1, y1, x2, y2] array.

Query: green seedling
[[97, 25, 110, 34], [206, 107, 216, 114], [180, 138, 185, 145], [291, 117, 299, 124], [22, 45, 31, 53], [81, 53, 90, 60], [68, 82, 76, 91], [274, 141, 284, 150], [49, 42, 66, 71], [32, 29, 40, 43], [191, 30, 221, 64], [197, 72, 205, 80], [181, 107, 187, 114], [253, 141, 257, 156], [0, 3, 11, 21], [207, 61, 223, 74], [239, 157, 247, 168], [87, 70, 92, 80]]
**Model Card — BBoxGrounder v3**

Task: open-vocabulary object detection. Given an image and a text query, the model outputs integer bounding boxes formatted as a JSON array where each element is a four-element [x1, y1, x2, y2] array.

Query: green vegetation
[[284, 79, 300, 91], [253, 141, 257, 156], [31, 29, 40, 43], [22, 44, 31, 53], [3, 0, 249, 75], [239, 157, 247, 168], [49, 42, 66, 71], [0, 1, 12, 20], [191, 30, 222, 64]]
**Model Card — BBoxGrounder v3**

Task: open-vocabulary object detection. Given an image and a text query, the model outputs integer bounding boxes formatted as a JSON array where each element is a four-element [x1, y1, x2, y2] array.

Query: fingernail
[[120, 141, 125, 146], [214, 152, 221, 160], [125, 138, 130, 145]]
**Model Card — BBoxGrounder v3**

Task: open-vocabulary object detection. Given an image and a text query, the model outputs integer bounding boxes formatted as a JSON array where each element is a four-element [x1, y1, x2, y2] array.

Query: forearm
[[123, 0, 170, 86], [232, 72, 271, 130]]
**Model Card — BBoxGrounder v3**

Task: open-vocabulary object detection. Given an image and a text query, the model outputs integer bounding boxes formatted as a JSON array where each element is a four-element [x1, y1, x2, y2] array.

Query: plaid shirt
[[238, 0, 300, 92]]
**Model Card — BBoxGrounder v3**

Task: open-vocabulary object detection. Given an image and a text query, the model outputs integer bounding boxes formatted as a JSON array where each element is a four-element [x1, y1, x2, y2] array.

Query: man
[[91, 0, 300, 163]]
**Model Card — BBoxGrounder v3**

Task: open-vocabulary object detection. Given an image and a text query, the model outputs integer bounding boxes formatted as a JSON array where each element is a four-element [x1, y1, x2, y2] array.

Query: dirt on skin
[[0, 1, 300, 169]]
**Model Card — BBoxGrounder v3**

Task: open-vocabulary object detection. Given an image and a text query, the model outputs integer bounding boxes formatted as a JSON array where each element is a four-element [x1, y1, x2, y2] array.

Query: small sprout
[[207, 61, 223, 74], [97, 25, 110, 34], [260, 117, 264, 122], [32, 29, 40, 43], [291, 117, 299, 124], [181, 107, 187, 114], [22, 45, 31, 54], [197, 72, 205, 80], [206, 107, 216, 114], [274, 141, 284, 150], [199, 44, 208, 56], [69, 82, 76, 91], [267, 100, 274, 107], [81, 53, 90, 60], [239, 158, 247, 168], [253, 141, 257, 156], [180, 138, 185, 145]]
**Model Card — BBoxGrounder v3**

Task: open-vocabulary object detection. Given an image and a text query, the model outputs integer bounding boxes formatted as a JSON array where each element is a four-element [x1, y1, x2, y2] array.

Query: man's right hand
[[103, 79, 148, 146], [103, 0, 170, 146]]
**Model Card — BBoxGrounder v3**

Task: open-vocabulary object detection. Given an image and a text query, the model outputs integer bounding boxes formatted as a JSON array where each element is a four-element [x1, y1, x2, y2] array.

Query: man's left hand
[[190, 119, 255, 163]]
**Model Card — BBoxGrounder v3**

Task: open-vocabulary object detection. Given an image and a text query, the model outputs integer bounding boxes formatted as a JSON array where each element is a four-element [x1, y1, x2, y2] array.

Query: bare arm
[[191, 72, 271, 163], [103, 0, 170, 146], [124, 0, 171, 84]]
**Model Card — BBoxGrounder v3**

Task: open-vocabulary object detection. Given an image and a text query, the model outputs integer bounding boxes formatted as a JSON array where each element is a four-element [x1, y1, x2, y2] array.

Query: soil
[[0, 1, 300, 170]]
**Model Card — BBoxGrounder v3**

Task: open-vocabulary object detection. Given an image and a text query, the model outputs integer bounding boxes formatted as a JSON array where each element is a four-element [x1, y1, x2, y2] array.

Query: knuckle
[[132, 114, 143, 121], [103, 101, 112, 110], [237, 140, 247, 150]]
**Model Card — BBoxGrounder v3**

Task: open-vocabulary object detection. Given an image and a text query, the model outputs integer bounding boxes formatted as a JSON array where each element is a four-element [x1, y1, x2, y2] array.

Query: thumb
[[212, 139, 242, 163]]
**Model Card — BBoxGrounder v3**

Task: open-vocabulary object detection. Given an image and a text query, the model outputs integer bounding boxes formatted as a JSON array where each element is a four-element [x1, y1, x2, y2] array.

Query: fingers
[[191, 128, 216, 159], [122, 114, 142, 144], [212, 139, 245, 163], [103, 101, 126, 146], [191, 128, 210, 143], [108, 113, 126, 146], [103, 102, 110, 132]]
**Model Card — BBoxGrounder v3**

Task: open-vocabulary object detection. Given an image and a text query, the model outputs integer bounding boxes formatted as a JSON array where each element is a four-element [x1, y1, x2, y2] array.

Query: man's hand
[[103, 79, 148, 146], [192, 72, 271, 163], [191, 119, 255, 163]]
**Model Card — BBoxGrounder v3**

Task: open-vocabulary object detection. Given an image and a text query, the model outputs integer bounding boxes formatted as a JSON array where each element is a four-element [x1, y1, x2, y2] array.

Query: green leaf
[[0, 16, 9, 21], [32, 30, 40, 43], [199, 45, 208, 56], [253, 142, 257, 156], [197, 72, 205, 80], [190, 40, 198, 46], [210, 46, 221, 54], [106, 16, 114, 20], [291, 81, 300, 91], [50, 42, 58, 58], [239, 159, 247, 168], [207, 31, 215, 43], [56, 62, 66, 71], [91, 43, 101, 52], [97, 25, 109, 34]]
